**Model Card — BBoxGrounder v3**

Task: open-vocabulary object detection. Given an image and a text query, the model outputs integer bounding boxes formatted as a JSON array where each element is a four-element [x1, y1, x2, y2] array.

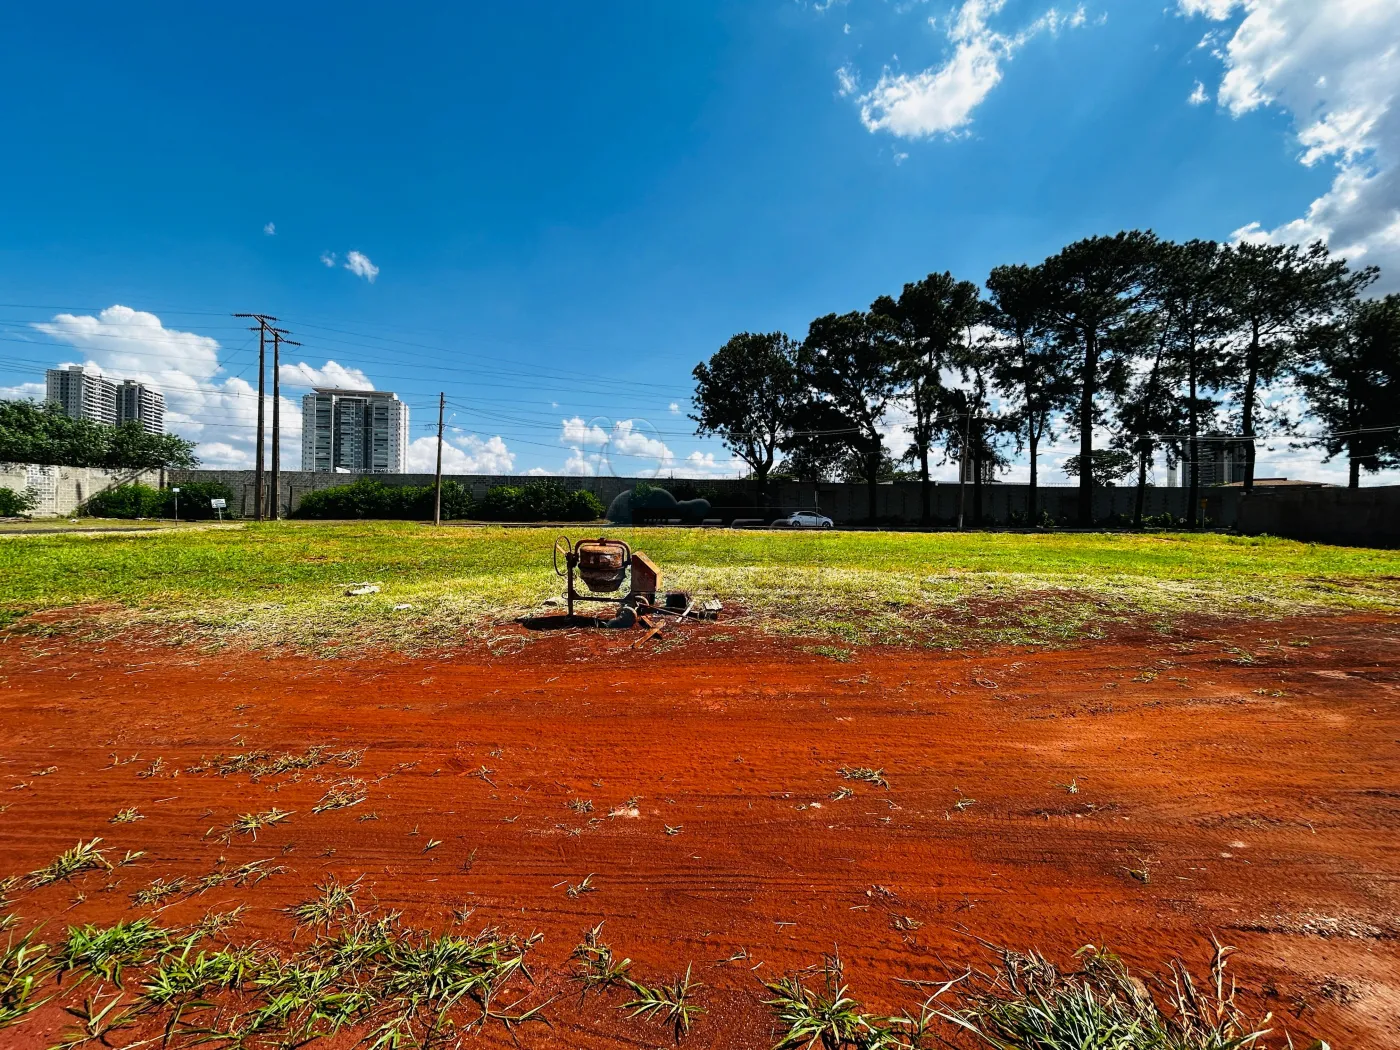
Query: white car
[[781, 511, 833, 528]]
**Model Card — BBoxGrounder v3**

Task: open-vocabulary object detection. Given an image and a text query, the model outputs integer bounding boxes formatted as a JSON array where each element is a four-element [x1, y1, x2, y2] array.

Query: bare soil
[[2, 613, 1398, 1048]]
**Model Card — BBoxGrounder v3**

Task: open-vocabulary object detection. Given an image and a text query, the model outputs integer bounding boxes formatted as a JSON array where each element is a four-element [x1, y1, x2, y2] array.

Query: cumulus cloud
[[263, 222, 276, 236], [560, 416, 609, 445], [560, 447, 596, 476], [279, 360, 374, 390], [848, 0, 1089, 139], [1188, 80, 1209, 105], [555, 416, 675, 474], [320, 251, 337, 267], [405, 433, 514, 474], [681, 451, 747, 478], [32, 305, 303, 469], [1181, 0, 1400, 290], [0, 380, 45, 400], [668, 402, 681, 414], [344, 250, 379, 282], [196, 442, 253, 468]]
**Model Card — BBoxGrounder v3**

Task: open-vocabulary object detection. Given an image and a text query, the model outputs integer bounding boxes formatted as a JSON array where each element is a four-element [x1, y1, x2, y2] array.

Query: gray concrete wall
[[171, 468, 1242, 526], [0, 463, 162, 517], [1238, 486, 1400, 547]]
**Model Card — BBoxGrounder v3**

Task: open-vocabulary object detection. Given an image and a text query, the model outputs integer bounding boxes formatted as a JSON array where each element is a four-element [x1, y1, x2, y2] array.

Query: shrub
[[83, 483, 168, 519], [293, 479, 428, 520], [0, 486, 40, 516], [166, 481, 236, 520], [475, 481, 603, 522]]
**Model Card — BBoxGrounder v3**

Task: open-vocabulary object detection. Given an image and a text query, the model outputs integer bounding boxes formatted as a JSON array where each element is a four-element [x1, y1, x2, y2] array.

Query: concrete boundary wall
[[1237, 486, 1400, 547], [171, 469, 1243, 526], [1, 463, 162, 517]]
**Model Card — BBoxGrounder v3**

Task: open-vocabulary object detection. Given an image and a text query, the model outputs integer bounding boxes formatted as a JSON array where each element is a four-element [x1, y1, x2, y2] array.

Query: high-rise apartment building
[[115, 379, 166, 435], [45, 366, 166, 433], [301, 388, 409, 473], [45, 365, 117, 425]]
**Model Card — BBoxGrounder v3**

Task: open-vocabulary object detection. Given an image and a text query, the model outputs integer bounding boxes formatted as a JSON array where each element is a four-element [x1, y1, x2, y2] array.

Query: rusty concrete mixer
[[551, 535, 720, 628]]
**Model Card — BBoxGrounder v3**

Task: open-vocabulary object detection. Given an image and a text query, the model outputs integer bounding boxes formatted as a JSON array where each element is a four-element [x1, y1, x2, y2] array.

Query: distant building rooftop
[[1222, 477, 1336, 488]]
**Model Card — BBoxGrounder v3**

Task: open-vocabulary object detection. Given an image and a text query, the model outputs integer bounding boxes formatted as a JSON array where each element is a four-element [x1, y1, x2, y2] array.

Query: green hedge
[[82, 481, 236, 520], [291, 478, 604, 522]]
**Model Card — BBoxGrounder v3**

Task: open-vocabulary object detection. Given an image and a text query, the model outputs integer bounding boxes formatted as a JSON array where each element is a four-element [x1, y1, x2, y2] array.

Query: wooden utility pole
[[234, 314, 278, 521], [269, 328, 300, 521], [957, 408, 972, 531], [433, 392, 445, 526]]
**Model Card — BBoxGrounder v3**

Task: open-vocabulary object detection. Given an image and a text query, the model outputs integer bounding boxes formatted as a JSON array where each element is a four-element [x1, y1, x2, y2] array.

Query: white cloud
[[560, 447, 596, 476], [320, 251, 337, 267], [668, 402, 681, 414], [33, 305, 303, 469], [0, 381, 45, 400], [560, 416, 609, 445], [263, 222, 276, 236], [608, 419, 675, 469], [196, 442, 252, 468], [848, 0, 1089, 139], [836, 64, 859, 97], [681, 451, 747, 478], [1188, 80, 1209, 105], [279, 360, 374, 390], [556, 416, 675, 473], [344, 250, 379, 283], [1182, 0, 1400, 290], [406, 433, 514, 474], [1177, 0, 1239, 20]]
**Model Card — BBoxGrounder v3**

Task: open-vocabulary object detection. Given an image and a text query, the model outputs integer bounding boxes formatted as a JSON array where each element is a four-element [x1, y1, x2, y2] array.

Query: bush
[[474, 480, 604, 522], [290, 477, 605, 522], [83, 483, 168, 519], [167, 481, 236, 520], [0, 487, 40, 516], [293, 479, 428, 520]]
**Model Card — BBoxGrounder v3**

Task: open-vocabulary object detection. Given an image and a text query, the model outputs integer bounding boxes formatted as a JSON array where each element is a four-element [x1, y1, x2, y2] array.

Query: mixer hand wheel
[[552, 535, 573, 578]]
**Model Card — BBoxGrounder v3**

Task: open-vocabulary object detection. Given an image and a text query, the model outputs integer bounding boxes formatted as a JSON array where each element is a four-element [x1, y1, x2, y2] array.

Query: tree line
[[0, 399, 199, 471], [692, 232, 1399, 527]]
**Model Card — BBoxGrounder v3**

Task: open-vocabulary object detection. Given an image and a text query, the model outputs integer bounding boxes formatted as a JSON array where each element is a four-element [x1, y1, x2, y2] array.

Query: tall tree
[[1112, 319, 1186, 527], [0, 399, 198, 470], [986, 263, 1074, 524], [799, 311, 899, 523], [1218, 241, 1377, 491], [871, 271, 982, 524], [1298, 293, 1400, 487], [691, 331, 802, 511], [1153, 239, 1232, 527], [1039, 231, 1158, 526]]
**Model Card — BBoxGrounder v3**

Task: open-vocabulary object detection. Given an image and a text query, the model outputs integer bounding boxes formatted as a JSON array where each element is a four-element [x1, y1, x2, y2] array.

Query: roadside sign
[[210, 498, 227, 509]]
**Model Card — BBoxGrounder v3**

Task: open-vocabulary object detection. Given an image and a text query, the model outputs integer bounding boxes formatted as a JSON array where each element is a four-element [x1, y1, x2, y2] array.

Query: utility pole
[[957, 409, 972, 531], [269, 328, 299, 521], [234, 314, 278, 521], [433, 392, 445, 526]]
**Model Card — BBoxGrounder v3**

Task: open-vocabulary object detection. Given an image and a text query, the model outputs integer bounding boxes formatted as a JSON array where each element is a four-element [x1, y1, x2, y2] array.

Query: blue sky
[[1, 1, 1396, 483]]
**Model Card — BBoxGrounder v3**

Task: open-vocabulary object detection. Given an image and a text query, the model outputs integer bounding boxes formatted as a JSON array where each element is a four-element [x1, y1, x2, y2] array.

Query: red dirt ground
[[2, 614, 1398, 1048]]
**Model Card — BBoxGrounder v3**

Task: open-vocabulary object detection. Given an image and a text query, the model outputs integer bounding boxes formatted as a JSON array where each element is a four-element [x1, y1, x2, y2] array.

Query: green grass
[[1, 521, 1397, 650]]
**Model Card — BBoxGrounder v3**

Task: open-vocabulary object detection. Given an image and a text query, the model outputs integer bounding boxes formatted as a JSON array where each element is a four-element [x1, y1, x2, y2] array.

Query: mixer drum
[[576, 540, 629, 592]]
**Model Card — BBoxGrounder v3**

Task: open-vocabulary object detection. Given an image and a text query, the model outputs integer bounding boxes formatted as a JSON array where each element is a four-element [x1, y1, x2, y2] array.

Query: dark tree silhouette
[[1039, 231, 1158, 526], [872, 271, 982, 524], [798, 311, 899, 523], [1218, 241, 1377, 491], [692, 331, 802, 510], [986, 263, 1074, 525], [1298, 293, 1400, 487]]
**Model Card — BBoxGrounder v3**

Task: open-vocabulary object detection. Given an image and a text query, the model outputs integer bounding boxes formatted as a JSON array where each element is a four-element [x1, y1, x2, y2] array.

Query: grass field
[[3, 521, 1398, 650]]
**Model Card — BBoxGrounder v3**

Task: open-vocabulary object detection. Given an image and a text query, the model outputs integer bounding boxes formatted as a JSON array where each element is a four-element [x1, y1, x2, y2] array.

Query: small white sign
[[210, 498, 227, 509]]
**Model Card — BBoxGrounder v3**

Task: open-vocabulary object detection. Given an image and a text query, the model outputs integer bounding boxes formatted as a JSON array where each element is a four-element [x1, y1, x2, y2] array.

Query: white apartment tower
[[301, 388, 409, 473], [45, 366, 166, 433], [115, 379, 166, 435], [46, 365, 117, 425]]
